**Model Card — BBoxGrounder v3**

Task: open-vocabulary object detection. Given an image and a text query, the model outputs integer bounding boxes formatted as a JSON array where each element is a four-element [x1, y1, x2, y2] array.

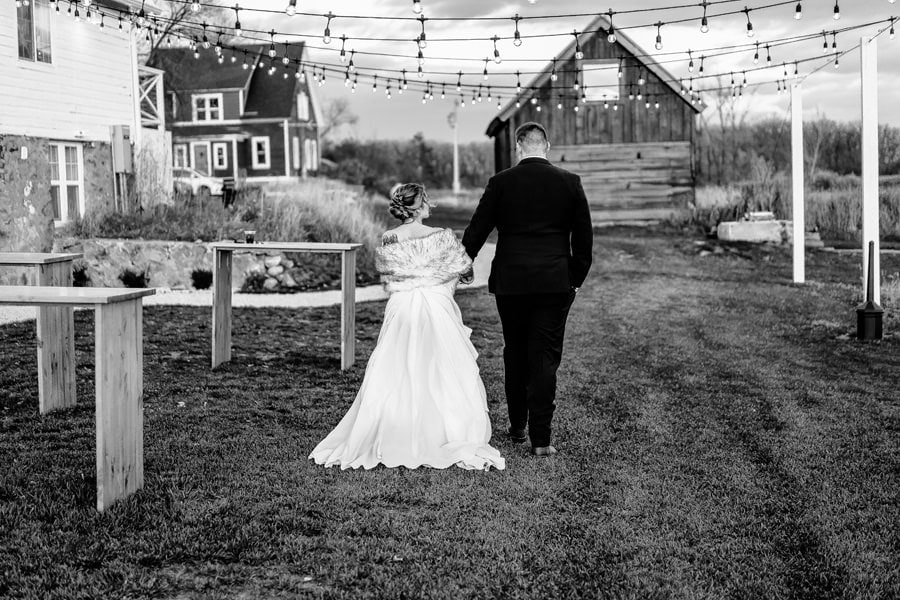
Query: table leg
[[35, 261, 76, 413], [212, 249, 233, 368], [340, 249, 357, 370], [94, 299, 144, 512]]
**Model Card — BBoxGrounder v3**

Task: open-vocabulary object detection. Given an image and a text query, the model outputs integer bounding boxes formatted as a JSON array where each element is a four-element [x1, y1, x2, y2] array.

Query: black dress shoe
[[530, 446, 557, 457], [506, 427, 527, 443]]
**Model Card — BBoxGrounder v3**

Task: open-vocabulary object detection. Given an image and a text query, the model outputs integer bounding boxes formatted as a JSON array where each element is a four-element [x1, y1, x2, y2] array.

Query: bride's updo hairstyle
[[389, 183, 427, 221]]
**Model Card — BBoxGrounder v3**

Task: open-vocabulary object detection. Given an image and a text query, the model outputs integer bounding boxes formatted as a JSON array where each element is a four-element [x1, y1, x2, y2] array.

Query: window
[[192, 93, 223, 122], [304, 139, 318, 171], [581, 60, 620, 102], [48, 143, 83, 223], [17, 0, 52, 63], [173, 144, 188, 168], [212, 142, 228, 170], [297, 92, 310, 121], [292, 137, 300, 170], [251, 136, 270, 169]]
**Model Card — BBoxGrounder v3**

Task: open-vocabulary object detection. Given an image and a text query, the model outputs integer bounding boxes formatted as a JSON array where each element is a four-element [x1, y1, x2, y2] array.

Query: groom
[[461, 121, 593, 457]]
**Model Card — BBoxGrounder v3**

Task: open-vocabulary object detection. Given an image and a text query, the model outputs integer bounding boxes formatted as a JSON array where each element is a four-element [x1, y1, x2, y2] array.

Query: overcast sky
[[237, 0, 900, 142]]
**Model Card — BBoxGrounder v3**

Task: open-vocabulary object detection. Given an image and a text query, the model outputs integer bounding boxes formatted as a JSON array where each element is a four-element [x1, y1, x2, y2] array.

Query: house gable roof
[[487, 14, 703, 137], [150, 43, 321, 121]]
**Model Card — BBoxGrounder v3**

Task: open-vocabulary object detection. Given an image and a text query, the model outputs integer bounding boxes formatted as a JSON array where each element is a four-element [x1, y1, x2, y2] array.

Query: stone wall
[[0, 135, 54, 284], [52, 237, 342, 291], [83, 141, 116, 214]]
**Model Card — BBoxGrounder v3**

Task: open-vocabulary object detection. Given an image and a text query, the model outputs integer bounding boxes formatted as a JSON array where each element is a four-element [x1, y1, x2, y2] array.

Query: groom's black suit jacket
[[462, 157, 594, 295]]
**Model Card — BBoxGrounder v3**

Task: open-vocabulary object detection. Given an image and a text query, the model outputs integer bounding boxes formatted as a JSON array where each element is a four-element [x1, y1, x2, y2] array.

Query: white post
[[448, 109, 460, 195], [791, 83, 805, 284], [860, 36, 880, 303]]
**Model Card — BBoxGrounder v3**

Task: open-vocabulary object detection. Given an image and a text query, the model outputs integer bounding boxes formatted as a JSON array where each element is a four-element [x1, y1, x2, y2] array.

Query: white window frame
[[310, 139, 318, 171], [17, 0, 52, 64], [173, 144, 189, 168], [292, 136, 301, 170], [48, 143, 84, 224], [212, 142, 228, 170], [582, 60, 621, 103], [251, 136, 271, 170], [296, 92, 310, 121], [303, 139, 312, 172], [191, 93, 224, 122]]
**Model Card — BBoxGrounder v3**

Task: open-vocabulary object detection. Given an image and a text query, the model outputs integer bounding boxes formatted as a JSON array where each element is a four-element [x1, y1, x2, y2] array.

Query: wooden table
[[0, 286, 155, 511], [210, 241, 363, 370], [0, 252, 83, 413]]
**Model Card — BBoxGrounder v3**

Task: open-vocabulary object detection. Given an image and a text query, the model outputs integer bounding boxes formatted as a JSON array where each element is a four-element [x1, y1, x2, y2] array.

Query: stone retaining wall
[[51, 237, 341, 291]]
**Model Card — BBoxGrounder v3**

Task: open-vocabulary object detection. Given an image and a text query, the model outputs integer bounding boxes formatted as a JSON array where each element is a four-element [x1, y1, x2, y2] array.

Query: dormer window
[[297, 92, 309, 121], [192, 93, 224, 122]]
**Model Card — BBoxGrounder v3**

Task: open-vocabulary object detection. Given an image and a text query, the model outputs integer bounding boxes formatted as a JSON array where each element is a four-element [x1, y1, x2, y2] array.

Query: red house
[[149, 42, 322, 183]]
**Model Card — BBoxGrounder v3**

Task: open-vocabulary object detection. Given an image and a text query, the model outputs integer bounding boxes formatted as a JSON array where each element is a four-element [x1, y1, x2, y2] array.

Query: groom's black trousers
[[495, 291, 575, 448]]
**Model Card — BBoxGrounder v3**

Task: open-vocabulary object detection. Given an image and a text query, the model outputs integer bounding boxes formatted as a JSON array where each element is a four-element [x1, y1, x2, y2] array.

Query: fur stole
[[375, 228, 472, 292]]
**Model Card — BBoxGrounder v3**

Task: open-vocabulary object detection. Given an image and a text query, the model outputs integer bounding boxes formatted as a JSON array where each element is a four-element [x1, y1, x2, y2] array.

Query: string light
[[191, 1, 200, 13], [550, 58, 558, 82], [573, 31, 584, 60], [233, 4, 242, 37], [417, 48, 425, 66], [742, 71, 748, 87], [743, 7, 754, 37], [654, 22, 663, 51], [833, 1, 840, 20], [890, 18, 896, 40], [617, 57, 624, 78], [492, 35, 501, 64], [513, 14, 522, 47], [456, 70, 462, 91], [766, 43, 772, 65], [285, 0, 296, 16], [688, 50, 694, 72], [268, 30, 276, 58], [412, 0, 422, 14], [515, 71, 521, 93], [372, 75, 378, 92], [339, 35, 347, 62], [638, 68, 646, 85], [753, 41, 760, 64], [418, 15, 427, 49], [483, 58, 489, 80], [822, 31, 829, 53], [794, 2, 802, 20], [606, 11, 617, 43], [700, 1, 710, 33], [322, 11, 333, 44], [348, 50, 355, 71], [699, 56, 705, 75]]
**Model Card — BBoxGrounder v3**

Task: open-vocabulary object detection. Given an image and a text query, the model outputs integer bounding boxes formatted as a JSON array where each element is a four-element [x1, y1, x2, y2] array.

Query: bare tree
[[319, 98, 359, 141], [138, 1, 232, 65]]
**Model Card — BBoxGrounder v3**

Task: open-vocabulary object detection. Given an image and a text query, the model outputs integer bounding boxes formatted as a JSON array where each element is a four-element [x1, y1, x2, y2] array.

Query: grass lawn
[[1, 227, 899, 599]]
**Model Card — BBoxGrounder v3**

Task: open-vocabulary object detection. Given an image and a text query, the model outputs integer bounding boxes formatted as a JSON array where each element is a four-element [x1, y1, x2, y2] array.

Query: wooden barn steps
[[549, 142, 694, 222]]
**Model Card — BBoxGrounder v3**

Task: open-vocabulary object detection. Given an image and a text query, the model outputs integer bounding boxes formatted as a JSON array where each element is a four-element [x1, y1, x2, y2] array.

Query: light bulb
[[418, 36, 427, 50], [700, 17, 709, 33], [794, 2, 802, 19], [323, 28, 331, 44], [412, 0, 422, 14], [191, 1, 200, 12], [285, 0, 296, 15], [655, 35, 663, 51], [833, 2, 840, 19]]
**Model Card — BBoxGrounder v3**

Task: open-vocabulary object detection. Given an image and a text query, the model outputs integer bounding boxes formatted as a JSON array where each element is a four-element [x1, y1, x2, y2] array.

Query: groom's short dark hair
[[515, 122, 548, 148]]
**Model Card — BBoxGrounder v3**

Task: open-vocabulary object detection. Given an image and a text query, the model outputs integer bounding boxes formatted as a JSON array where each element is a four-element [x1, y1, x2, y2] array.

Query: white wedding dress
[[309, 228, 505, 471]]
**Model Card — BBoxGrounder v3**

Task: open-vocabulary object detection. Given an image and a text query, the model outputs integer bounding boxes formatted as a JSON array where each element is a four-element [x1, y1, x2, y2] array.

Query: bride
[[308, 183, 506, 471]]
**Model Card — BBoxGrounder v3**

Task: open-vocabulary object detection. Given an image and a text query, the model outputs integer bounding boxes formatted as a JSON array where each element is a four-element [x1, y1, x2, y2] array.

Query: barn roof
[[487, 13, 703, 137]]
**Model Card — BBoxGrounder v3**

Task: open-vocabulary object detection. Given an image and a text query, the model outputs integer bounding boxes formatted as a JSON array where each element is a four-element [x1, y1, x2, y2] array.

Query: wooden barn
[[486, 14, 704, 222]]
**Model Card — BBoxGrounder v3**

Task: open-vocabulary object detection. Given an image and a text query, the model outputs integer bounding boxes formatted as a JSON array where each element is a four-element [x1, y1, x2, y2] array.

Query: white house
[[0, 0, 155, 240]]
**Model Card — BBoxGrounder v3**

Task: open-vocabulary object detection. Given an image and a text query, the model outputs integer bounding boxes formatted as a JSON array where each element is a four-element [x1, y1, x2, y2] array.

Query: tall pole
[[791, 83, 805, 284], [860, 36, 880, 304], [452, 110, 461, 195]]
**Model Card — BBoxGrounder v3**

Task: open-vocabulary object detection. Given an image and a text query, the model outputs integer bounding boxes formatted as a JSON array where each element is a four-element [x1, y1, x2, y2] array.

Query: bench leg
[[340, 249, 356, 370], [36, 261, 76, 413], [212, 249, 232, 369], [94, 299, 144, 512]]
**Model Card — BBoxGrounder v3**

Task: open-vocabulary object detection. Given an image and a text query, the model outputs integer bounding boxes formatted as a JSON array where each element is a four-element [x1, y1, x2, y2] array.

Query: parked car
[[173, 167, 223, 197]]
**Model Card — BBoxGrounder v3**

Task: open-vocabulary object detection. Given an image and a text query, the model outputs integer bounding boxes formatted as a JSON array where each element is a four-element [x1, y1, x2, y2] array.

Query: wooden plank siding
[[549, 142, 694, 219], [0, 3, 137, 142]]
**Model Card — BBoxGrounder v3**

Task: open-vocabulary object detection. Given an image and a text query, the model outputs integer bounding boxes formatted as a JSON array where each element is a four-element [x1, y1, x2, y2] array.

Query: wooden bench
[[0, 286, 155, 511], [210, 241, 363, 370], [0, 252, 83, 413]]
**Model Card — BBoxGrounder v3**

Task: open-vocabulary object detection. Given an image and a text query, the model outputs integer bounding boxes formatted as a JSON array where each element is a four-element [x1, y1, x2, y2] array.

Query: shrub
[[72, 264, 90, 288], [119, 268, 148, 288], [191, 269, 213, 290]]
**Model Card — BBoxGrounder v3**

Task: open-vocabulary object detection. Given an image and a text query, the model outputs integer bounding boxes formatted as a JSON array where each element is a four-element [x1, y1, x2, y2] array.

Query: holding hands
[[459, 266, 475, 285]]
